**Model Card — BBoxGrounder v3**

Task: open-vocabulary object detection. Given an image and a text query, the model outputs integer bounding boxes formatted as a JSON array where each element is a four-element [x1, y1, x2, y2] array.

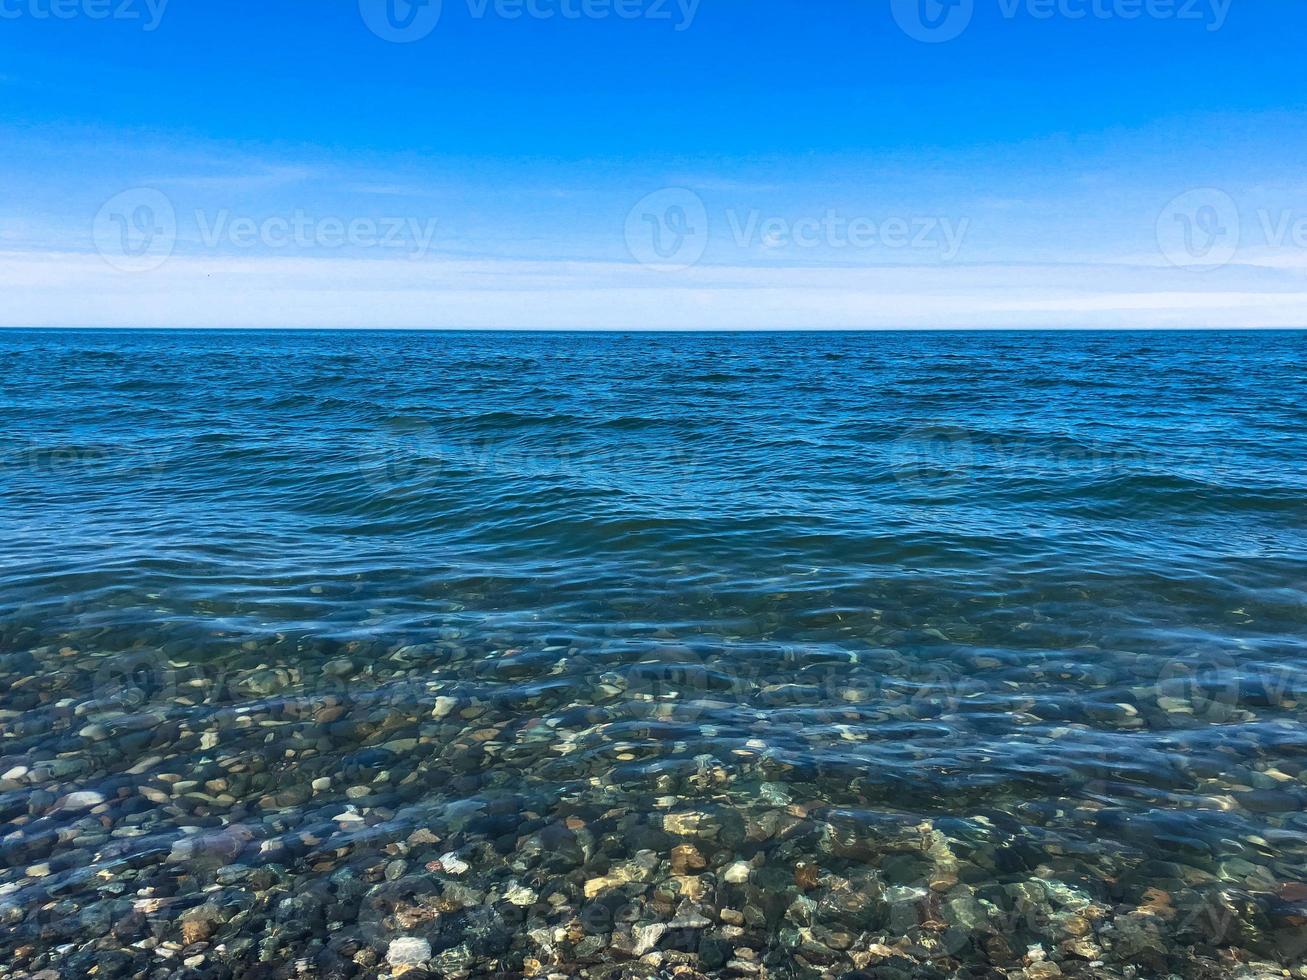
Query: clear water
[[1, 329, 1305, 978]]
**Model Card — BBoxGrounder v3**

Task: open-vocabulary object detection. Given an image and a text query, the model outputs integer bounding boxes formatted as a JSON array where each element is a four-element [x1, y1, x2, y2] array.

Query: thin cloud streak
[[2, 250, 1304, 329]]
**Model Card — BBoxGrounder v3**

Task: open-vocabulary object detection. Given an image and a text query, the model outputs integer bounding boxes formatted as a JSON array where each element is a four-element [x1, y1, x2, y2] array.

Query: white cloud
[[147, 165, 322, 192], [1, 249, 1304, 329]]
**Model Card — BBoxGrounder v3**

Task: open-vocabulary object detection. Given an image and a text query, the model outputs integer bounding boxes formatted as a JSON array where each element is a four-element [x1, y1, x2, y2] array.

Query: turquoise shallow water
[[1, 329, 1306, 979]]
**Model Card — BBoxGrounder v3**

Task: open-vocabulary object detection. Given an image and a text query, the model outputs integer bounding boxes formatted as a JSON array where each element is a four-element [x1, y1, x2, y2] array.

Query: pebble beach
[[2, 329, 1305, 979]]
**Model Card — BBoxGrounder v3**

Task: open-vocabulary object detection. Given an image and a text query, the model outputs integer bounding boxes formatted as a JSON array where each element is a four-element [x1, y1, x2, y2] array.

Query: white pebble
[[504, 884, 537, 906], [438, 851, 469, 875], [724, 861, 751, 883], [58, 791, 106, 810], [386, 937, 431, 967]]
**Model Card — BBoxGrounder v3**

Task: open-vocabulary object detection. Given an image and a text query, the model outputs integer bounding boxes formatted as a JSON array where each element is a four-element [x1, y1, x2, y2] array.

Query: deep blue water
[[1, 329, 1306, 977]]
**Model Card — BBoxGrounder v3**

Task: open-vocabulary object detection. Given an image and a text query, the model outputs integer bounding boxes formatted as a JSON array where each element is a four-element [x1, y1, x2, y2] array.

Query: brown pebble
[[795, 862, 820, 890], [670, 844, 706, 875], [1137, 887, 1176, 920]]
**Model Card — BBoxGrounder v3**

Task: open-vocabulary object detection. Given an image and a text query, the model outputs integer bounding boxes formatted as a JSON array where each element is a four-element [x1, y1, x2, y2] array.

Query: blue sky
[[2, 0, 1306, 327]]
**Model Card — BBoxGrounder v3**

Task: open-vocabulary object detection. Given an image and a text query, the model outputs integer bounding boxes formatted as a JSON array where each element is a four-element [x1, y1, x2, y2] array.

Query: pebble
[[56, 790, 105, 810], [438, 852, 470, 875], [664, 811, 713, 837], [386, 937, 432, 968], [2, 599, 1303, 980], [632, 923, 666, 955], [724, 860, 752, 883], [671, 843, 706, 874], [504, 884, 537, 906]]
